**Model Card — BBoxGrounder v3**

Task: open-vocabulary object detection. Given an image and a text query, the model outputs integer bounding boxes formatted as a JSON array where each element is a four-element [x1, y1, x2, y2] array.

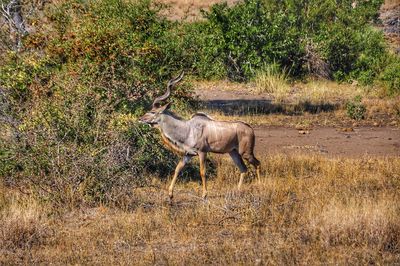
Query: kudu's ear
[[159, 102, 171, 113]]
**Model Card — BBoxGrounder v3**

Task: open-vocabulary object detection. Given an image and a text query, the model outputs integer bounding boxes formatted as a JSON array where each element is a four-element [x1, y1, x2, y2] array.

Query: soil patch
[[254, 126, 400, 157]]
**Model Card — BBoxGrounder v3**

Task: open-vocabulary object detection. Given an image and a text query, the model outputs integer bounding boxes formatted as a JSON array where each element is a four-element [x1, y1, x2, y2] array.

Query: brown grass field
[[1, 154, 400, 264]]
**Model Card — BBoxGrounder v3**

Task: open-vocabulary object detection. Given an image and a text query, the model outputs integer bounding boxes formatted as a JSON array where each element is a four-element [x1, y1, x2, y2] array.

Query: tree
[[1, 0, 28, 51]]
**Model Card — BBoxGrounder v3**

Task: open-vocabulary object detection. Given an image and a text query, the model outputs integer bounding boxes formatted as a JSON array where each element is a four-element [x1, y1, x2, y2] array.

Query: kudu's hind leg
[[249, 155, 261, 182], [198, 152, 207, 199], [229, 150, 248, 189], [242, 153, 261, 182], [168, 155, 191, 200]]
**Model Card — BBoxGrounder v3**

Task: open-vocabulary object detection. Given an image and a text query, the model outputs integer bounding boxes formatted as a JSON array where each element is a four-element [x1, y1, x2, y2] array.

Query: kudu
[[139, 72, 260, 199]]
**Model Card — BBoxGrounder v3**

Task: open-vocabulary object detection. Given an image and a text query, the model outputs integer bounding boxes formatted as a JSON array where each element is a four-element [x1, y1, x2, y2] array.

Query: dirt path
[[254, 126, 400, 157]]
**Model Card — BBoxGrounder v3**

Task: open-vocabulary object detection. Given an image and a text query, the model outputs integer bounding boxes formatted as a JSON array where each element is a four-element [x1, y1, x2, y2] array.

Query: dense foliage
[[0, 0, 398, 207], [184, 0, 399, 84]]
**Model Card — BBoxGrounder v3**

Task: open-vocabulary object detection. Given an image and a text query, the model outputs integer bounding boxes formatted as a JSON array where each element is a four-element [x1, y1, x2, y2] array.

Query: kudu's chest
[[161, 133, 186, 156], [160, 131, 198, 156]]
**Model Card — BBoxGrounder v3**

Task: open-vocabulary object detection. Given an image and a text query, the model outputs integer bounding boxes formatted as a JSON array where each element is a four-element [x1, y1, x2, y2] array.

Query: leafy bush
[[189, 0, 303, 81], [379, 58, 400, 95], [346, 96, 366, 120], [1, 83, 183, 207], [181, 0, 396, 87]]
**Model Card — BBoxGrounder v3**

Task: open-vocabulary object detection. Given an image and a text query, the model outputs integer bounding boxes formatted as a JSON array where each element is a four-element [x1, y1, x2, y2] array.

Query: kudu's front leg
[[168, 155, 191, 200], [198, 152, 207, 199]]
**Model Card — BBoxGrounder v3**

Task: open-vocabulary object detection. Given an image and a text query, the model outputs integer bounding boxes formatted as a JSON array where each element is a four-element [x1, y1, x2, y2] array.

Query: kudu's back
[[190, 114, 258, 162]]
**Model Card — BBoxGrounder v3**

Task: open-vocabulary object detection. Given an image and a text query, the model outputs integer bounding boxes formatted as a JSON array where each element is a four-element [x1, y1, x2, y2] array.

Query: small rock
[[298, 130, 309, 135], [346, 135, 351, 139], [340, 127, 354, 132], [388, 138, 392, 140], [373, 122, 380, 127]]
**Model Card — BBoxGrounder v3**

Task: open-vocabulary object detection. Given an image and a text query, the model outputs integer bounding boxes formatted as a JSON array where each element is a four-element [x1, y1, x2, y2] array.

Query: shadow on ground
[[198, 99, 340, 116]]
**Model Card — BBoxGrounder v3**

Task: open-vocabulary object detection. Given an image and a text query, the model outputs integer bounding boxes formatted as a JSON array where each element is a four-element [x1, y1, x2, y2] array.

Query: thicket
[[0, 0, 194, 208], [184, 0, 399, 87], [0, 0, 398, 207]]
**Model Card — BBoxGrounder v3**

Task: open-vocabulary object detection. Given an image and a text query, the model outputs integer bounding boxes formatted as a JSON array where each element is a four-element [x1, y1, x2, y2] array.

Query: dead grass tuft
[[253, 64, 291, 102], [293, 80, 364, 105], [0, 191, 50, 263]]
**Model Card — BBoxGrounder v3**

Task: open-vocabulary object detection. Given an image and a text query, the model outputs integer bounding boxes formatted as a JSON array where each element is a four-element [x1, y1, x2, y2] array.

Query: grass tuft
[[253, 64, 291, 102], [0, 192, 49, 255]]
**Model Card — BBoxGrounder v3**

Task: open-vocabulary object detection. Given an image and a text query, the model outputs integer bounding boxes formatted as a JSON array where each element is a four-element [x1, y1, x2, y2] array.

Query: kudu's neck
[[158, 111, 190, 143]]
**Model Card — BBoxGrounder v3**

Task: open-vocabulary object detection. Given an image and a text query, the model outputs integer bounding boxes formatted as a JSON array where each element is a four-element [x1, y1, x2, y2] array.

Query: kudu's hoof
[[202, 192, 208, 200], [168, 192, 174, 201]]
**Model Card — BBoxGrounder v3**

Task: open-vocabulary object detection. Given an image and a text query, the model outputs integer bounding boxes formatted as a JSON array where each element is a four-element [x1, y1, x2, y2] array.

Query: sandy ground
[[254, 126, 400, 157]]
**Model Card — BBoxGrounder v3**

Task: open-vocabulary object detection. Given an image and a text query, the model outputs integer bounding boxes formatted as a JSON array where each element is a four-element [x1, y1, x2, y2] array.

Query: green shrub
[[380, 58, 400, 95], [184, 0, 386, 84], [178, 0, 389, 85], [346, 96, 366, 120], [348, 28, 387, 85], [195, 0, 303, 81]]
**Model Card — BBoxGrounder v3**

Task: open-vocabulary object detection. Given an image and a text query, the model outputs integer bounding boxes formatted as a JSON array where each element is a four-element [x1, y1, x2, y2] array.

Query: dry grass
[[253, 78, 366, 105], [158, 0, 240, 21], [0, 188, 50, 263], [1, 154, 399, 264], [291, 80, 365, 105], [308, 196, 399, 249], [253, 65, 291, 103]]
